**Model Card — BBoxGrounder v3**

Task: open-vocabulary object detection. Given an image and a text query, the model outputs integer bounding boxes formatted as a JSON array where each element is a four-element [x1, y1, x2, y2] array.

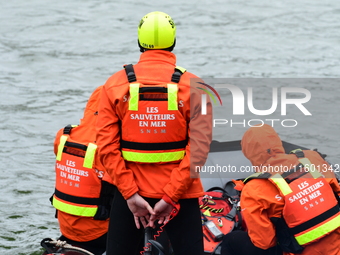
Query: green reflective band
[[56, 135, 68, 161], [270, 173, 293, 196], [167, 84, 178, 110], [53, 197, 98, 217], [299, 158, 322, 179], [129, 83, 140, 111], [175, 66, 186, 74], [122, 150, 185, 163], [295, 213, 340, 245], [83, 143, 97, 169]]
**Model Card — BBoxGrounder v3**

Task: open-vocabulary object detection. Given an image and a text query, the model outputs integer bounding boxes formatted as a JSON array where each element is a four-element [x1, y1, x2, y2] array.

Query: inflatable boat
[[40, 139, 319, 255]]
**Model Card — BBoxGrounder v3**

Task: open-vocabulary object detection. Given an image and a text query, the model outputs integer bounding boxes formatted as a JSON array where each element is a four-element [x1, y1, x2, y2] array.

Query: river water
[[1, 0, 339, 254]]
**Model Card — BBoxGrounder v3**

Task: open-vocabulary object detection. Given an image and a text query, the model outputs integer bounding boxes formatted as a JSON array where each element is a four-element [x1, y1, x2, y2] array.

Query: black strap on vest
[[281, 163, 304, 179], [289, 204, 340, 235], [124, 64, 185, 84], [54, 188, 101, 206], [63, 124, 74, 135], [281, 149, 309, 183], [52, 183, 115, 220], [243, 172, 271, 185], [139, 87, 168, 93], [281, 163, 309, 184], [124, 64, 137, 83], [64, 141, 87, 152], [290, 149, 305, 158], [121, 140, 187, 151], [171, 67, 185, 83], [245, 149, 308, 185], [61, 125, 88, 157]]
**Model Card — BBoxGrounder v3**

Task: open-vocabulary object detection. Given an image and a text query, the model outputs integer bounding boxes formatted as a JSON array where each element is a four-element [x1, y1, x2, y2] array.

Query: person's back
[[222, 124, 340, 255], [51, 86, 114, 255], [99, 50, 207, 201], [96, 11, 212, 255]]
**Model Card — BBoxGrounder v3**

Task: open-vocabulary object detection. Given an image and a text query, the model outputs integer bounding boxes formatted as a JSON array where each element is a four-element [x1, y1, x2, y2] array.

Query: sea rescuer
[[221, 124, 340, 255], [50, 86, 115, 255], [96, 11, 212, 255]]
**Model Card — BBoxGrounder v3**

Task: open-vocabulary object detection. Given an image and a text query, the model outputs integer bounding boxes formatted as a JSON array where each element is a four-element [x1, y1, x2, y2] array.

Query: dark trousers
[[106, 189, 204, 255], [221, 231, 282, 255]]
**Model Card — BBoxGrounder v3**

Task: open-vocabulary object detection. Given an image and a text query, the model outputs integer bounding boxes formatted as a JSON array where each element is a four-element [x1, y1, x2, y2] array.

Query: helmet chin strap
[[138, 40, 146, 52], [138, 39, 176, 53]]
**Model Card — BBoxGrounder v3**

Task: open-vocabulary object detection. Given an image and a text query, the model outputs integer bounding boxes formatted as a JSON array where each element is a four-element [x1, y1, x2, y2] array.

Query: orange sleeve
[[163, 84, 212, 202], [53, 128, 64, 156], [241, 180, 284, 249], [96, 85, 138, 200]]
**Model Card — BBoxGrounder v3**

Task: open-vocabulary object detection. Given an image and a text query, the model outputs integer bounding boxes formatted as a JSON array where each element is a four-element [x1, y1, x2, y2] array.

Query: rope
[[141, 241, 152, 255], [140, 207, 179, 255], [46, 238, 95, 255]]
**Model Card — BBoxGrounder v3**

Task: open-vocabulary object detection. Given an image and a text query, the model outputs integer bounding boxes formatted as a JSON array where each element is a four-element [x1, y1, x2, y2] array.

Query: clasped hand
[[126, 193, 174, 229]]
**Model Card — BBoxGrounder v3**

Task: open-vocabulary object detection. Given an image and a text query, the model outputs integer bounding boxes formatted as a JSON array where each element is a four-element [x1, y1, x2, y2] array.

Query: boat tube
[[200, 140, 309, 190]]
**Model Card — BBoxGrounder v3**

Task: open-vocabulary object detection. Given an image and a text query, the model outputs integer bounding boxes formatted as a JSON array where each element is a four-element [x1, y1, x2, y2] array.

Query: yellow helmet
[[138, 11, 176, 51]]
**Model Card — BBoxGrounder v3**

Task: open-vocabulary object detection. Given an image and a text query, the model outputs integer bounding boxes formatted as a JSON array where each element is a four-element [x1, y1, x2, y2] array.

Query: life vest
[[245, 149, 340, 247], [120, 64, 188, 164], [52, 125, 112, 220]]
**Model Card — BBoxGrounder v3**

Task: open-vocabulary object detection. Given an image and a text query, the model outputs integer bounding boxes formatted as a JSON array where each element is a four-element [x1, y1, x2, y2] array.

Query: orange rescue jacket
[[53, 86, 114, 242], [239, 124, 340, 255], [96, 50, 212, 201]]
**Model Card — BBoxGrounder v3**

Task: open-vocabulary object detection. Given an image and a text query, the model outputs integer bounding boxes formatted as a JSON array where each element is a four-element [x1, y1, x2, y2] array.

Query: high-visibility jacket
[[96, 50, 212, 201], [245, 150, 340, 251], [52, 85, 114, 242], [239, 124, 340, 255], [120, 64, 187, 164]]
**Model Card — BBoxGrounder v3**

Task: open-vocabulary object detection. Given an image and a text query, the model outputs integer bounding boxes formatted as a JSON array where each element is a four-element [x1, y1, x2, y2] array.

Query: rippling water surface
[[1, 0, 339, 254]]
